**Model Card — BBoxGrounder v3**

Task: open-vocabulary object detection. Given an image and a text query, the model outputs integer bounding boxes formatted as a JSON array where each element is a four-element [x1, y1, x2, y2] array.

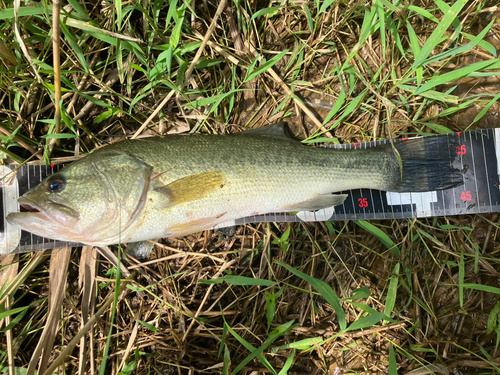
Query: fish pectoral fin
[[155, 171, 225, 206], [282, 194, 348, 212]]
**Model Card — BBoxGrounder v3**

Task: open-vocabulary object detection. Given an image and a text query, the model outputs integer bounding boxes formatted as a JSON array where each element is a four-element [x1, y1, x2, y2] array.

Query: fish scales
[[6, 123, 462, 246], [117, 135, 390, 238]]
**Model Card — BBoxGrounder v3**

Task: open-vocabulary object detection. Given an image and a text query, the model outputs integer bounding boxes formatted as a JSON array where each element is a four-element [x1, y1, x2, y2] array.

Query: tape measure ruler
[[1, 128, 499, 255]]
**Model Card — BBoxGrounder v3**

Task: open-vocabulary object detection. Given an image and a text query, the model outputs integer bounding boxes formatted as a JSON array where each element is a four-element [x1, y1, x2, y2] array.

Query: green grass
[[1, 0, 500, 374]]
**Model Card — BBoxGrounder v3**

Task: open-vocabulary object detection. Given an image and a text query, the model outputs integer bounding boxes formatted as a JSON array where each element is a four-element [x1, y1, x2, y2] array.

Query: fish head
[[7, 150, 153, 245]]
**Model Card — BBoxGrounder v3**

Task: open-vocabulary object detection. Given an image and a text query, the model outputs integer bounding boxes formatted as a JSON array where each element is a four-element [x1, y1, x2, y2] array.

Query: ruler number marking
[[460, 191, 472, 201], [456, 144, 467, 155], [358, 197, 368, 208]]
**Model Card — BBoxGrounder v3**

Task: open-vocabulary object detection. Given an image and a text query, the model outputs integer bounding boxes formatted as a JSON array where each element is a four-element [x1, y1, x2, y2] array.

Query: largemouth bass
[[6, 123, 462, 246]]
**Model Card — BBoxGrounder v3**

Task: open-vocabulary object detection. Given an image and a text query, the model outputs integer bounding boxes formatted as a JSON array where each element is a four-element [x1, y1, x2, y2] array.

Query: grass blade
[[412, 0, 467, 68], [199, 275, 276, 286], [461, 284, 500, 295], [244, 50, 289, 83], [389, 344, 398, 375], [250, 6, 281, 22], [278, 349, 295, 375], [354, 220, 400, 256], [384, 263, 400, 319], [345, 312, 387, 332], [414, 59, 500, 95], [276, 260, 346, 331]]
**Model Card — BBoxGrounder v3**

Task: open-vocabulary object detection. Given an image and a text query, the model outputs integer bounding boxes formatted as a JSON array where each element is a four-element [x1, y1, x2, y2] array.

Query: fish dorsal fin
[[155, 171, 225, 206], [281, 193, 348, 212], [236, 122, 298, 142]]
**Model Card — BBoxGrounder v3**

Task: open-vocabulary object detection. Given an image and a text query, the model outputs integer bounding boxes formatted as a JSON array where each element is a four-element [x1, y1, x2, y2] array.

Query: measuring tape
[[1, 129, 498, 254]]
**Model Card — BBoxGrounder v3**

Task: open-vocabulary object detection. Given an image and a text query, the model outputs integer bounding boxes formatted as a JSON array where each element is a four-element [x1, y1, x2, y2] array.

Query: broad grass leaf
[[415, 59, 500, 95], [417, 227, 445, 247], [473, 92, 500, 124], [461, 283, 500, 295], [406, 22, 423, 85], [384, 263, 400, 318], [278, 349, 295, 375], [323, 88, 346, 125], [0, 306, 28, 320], [60, 22, 89, 74], [400, 84, 457, 104], [165, 0, 178, 28], [345, 312, 387, 332], [437, 98, 480, 117], [349, 286, 371, 300], [438, 224, 473, 231], [276, 260, 346, 331], [0, 5, 45, 19], [138, 320, 157, 333], [266, 286, 284, 330], [413, 0, 467, 68], [303, 5, 314, 33], [385, 16, 404, 56], [40, 133, 77, 139], [224, 322, 277, 375], [354, 220, 400, 256], [425, 20, 495, 66], [406, 5, 439, 23], [305, 89, 367, 139], [389, 344, 398, 375], [66, 0, 89, 20], [223, 344, 231, 375], [342, 7, 378, 71], [218, 322, 228, 358], [228, 320, 296, 375], [272, 337, 322, 352], [319, 0, 336, 13], [421, 123, 455, 134], [462, 32, 497, 57], [250, 6, 281, 21], [223, 275, 276, 286], [350, 301, 380, 314], [376, 1, 386, 55], [115, 0, 123, 28], [195, 58, 224, 69], [244, 50, 289, 83], [486, 301, 500, 335], [199, 275, 276, 286]]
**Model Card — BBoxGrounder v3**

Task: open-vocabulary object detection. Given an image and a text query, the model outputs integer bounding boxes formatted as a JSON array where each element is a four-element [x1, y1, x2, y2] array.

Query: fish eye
[[46, 177, 65, 193]]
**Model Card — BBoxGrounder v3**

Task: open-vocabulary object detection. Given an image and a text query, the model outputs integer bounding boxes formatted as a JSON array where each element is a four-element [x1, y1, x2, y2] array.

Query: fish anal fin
[[155, 171, 225, 206], [282, 194, 348, 212]]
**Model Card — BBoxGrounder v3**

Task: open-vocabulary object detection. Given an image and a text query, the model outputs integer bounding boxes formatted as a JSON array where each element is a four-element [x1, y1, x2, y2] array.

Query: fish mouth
[[18, 198, 54, 220], [8, 199, 50, 223], [7, 197, 80, 230], [19, 201, 43, 214]]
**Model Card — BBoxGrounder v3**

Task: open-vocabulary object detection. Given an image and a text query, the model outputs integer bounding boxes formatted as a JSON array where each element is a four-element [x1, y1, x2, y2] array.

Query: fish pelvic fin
[[155, 171, 225, 206], [387, 134, 463, 192], [282, 193, 348, 211], [170, 213, 227, 235]]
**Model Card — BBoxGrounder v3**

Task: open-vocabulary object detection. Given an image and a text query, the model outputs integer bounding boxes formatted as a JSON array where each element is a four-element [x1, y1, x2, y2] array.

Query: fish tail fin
[[387, 134, 463, 192]]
